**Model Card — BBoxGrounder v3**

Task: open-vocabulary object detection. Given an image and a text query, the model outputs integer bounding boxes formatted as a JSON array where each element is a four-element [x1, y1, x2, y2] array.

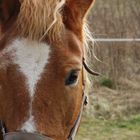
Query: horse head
[[0, 0, 95, 139]]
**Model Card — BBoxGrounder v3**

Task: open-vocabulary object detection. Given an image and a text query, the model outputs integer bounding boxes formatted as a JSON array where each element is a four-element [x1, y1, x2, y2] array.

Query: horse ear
[[63, 0, 95, 38], [0, 0, 20, 31]]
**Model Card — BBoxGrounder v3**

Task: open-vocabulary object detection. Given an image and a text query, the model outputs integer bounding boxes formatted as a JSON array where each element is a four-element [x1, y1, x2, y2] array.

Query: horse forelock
[[16, 0, 65, 41]]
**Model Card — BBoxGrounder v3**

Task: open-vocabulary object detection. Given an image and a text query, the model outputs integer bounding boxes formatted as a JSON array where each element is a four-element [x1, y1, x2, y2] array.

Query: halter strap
[[0, 120, 6, 140], [0, 120, 6, 135], [68, 95, 87, 140], [67, 58, 99, 140]]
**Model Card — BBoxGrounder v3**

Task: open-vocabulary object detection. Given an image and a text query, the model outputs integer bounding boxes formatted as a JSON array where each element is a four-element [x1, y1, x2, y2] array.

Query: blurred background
[[76, 0, 140, 140]]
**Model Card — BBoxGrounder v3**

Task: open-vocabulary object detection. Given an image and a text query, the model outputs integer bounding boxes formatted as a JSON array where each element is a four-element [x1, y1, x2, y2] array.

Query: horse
[[0, 0, 96, 140]]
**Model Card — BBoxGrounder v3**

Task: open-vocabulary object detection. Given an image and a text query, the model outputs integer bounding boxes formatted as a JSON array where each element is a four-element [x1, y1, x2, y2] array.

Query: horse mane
[[16, 0, 65, 41], [1, 0, 94, 49], [83, 22, 94, 53]]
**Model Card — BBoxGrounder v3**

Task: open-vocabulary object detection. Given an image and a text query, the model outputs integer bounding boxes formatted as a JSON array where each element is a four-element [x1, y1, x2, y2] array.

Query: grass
[[100, 77, 114, 89], [76, 115, 140, 140]]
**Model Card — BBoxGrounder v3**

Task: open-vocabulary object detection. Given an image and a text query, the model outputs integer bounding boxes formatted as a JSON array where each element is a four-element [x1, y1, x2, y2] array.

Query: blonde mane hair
[[15, 0, 94, 49], [16, 0, 65, 41]]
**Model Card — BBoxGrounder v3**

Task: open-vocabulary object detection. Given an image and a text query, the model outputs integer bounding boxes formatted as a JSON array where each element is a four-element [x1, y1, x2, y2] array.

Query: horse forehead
[[2, 34, 82, 86], [6, 38, 52, 97], [52, 30, 83, 60]]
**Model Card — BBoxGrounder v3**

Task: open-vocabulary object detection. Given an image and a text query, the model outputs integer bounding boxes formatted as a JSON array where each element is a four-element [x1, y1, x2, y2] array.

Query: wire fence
[[94, 38, 140, 42]]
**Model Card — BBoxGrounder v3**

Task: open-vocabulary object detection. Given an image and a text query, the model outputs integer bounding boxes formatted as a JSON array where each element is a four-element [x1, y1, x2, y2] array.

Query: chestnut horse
[[0, 0, 95, 140]]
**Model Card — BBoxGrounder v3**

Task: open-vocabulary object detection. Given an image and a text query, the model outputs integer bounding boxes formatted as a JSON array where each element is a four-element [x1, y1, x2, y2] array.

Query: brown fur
[[64, 0, 94, 40], [0, 0, 94, 139], [0, 63, 30, 131], [33, 32, 84, 139], [0, 0, 20, 32]]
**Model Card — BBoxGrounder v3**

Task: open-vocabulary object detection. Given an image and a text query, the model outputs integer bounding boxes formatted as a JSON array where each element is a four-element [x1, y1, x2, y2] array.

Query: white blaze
[[9, 38, 51, 132]]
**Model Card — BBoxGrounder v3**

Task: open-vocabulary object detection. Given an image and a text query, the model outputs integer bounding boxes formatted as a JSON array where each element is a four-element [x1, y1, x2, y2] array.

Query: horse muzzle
[[0, 94, 87, 140]]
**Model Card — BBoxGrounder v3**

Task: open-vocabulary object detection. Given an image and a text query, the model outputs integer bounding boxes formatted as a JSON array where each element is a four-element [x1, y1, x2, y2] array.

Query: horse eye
[[65, 70, 79, 86]]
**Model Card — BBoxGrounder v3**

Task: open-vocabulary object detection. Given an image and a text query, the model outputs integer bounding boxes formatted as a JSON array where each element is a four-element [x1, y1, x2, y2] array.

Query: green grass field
[[76, 115, 140, 140]]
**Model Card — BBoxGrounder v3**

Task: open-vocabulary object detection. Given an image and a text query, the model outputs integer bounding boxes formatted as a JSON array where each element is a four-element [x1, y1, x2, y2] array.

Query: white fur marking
[[11, 39, 51, 97], [21, 116, 36, 132], [9, 38, 51, 132]]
